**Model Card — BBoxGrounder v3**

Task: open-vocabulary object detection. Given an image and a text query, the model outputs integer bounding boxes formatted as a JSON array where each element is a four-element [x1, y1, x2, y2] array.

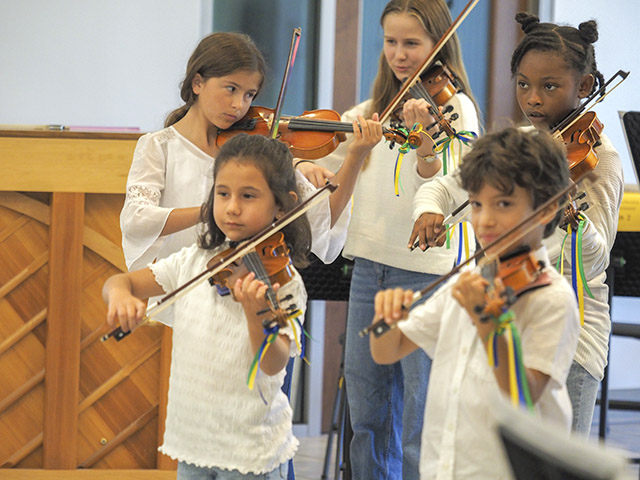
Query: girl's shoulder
[[137, 126, 179, 147], [342, 99, 373, 121]]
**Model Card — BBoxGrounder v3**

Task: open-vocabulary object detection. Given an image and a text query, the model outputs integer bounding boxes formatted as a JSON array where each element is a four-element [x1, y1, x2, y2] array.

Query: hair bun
[[515, 12, 540, 34], [578, 20, 599, 44]]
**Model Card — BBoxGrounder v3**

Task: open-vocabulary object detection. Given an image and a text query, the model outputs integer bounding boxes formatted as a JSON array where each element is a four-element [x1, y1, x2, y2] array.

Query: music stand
[[620, 111, 640, 187], [497, 406, 630, 480]]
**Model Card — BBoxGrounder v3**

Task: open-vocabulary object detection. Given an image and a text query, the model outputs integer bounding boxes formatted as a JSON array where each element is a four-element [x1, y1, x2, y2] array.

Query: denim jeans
[[566, 360, 599, 436], [345, 258, 438, 480], [177, 461, 287, 479]]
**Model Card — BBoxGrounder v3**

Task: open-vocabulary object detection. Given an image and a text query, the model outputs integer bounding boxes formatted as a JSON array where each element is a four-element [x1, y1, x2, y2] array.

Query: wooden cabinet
[[0, 130, 175, 472]]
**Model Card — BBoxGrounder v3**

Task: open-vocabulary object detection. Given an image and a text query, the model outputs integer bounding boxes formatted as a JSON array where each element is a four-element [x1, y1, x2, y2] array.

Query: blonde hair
[[368, 0, 479, 119]]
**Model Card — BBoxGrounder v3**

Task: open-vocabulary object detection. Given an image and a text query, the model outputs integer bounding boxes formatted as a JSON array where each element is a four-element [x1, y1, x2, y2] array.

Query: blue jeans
[[566, 360, 599, 436], [345, 258, 438, 480], [177, 461, 287, 479]]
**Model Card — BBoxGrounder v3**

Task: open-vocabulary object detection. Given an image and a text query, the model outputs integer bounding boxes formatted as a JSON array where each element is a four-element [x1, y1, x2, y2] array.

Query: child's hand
[[401, 98, 438, 156], [373, 288, 413, 326], [106, 289, 147, 332], [408, 212, 446, 250], [347, 113, 383, 158], [233, 272, 277, 323], [451, 271, 490, 321], [296, 161, 335, 188]]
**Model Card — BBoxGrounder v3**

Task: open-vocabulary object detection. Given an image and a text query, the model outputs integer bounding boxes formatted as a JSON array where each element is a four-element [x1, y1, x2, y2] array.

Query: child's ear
[[276, 191, 298, 219], [192, 73, 204, 95], [577, 73, 595, 99]]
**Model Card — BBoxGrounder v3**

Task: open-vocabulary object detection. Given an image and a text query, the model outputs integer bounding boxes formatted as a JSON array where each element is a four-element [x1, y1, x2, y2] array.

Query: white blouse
[[150, 243, 306, 474], [120, 126, 349, 272]]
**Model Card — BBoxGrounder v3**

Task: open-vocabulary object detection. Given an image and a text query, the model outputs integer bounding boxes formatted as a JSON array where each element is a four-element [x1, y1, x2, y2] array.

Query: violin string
[[242, 251, 280, 310]]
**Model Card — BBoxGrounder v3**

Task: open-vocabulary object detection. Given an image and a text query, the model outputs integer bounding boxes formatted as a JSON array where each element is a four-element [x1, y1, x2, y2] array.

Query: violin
[[476, 246, 550, 322], [207, 232, 299, 328], [392, 64, 460, 139], [556, 111, 603, 181], [216, 106, 421, 160]]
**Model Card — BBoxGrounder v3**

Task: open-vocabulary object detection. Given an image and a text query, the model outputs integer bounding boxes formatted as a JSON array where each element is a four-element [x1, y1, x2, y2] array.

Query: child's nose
[[226, 197, 241, 214], [527, 88, 542, 106]]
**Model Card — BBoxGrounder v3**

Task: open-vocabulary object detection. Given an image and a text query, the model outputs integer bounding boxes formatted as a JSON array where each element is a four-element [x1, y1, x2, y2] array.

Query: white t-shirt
[[150, 243, 306, 474], [399, 246, 579, 479]]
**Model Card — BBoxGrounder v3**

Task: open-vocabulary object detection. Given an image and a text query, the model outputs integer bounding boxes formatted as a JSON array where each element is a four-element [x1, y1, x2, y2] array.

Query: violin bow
[[379, 0, 480, 124], [552, 70, 629, 139], [102, 181, 336, 342], [270, 27, 302, 139], [361, 171, 588, 338]]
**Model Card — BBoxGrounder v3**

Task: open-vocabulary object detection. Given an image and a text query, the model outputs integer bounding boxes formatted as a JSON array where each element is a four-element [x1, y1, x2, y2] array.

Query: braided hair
[[510, 12, 605, 98]]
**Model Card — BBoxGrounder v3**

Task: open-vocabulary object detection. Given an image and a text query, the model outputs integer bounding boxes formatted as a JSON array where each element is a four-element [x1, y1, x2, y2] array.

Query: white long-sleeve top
[[120, 126, 349, 272], [399, 246, 579, 479], [317, 93, 479, 274], [413, 130, 624, 380], [150, 243, 306, 474]]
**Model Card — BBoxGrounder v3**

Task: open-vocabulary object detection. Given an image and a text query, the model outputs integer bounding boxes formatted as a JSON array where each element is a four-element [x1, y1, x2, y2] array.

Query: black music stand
[[598, 112, 640, 456], [497, 405, 629, 480], [621, 111, 640, 186]]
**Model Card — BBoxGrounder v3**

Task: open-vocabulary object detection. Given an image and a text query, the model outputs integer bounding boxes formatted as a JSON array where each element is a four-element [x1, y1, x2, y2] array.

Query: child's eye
[[385, 38, 396, 46], [216, 191, 228, 197], [243, 193, 256, 199], [517, 80, 528, 89], [226, 85, 236, 93], [544, 83, 557, 91], [497, 200, 512, 208], [469, 200, 481, 209], [245, 92, 256, 100]]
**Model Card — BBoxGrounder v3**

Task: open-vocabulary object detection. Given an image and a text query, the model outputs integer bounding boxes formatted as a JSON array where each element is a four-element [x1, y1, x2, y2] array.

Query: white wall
[[541, 0, 640, 186], [0, 0, 212, 132], [542, 1, 640, 390]]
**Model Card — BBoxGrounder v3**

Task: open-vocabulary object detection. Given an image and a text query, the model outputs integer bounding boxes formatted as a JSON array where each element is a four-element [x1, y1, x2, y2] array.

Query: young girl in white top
[[121, 32, 381, 276], [305, 1, 480, 477], [412, 13, 624, 436], [104, 134, 314, 479]]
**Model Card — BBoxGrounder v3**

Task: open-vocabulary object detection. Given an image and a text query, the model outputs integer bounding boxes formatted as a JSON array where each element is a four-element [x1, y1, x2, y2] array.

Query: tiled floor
[[293, 390, 640, 480]]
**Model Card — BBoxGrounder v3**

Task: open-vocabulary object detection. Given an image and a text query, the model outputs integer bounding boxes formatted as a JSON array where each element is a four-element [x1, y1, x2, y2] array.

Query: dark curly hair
[[458, 127, 569, 238], [510, 12, 605, 98], [199, 134, 311, 268]]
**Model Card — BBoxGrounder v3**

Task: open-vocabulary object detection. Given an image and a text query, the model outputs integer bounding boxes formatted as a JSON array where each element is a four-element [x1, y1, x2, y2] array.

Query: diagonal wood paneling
[[0, 189, 171, 471]]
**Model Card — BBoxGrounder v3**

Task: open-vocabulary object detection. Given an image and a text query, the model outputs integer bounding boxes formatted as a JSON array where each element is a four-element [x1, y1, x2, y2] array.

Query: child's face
[[192, 70, 262, 130], [213, 160, 281, 242], [515, 50, 592, 130], [469, 182, 544, 254], [382, 12, 435, 82]]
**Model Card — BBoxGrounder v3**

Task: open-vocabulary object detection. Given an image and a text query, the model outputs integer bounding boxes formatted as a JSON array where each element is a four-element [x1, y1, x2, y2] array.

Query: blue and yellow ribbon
[[247, 308, 305, 402], [556, 213, 593, 325], [434, 130, 477, 175], [393, 123, 425, 196], [486, 309, 533, 411]]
